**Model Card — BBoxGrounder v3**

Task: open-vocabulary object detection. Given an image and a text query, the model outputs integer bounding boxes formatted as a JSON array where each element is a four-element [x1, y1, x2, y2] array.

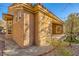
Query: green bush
[[64, 35, 79, 44], [47, 39, 72, 56], [47, 39, 69, 47], [56, 47, 72, 56]]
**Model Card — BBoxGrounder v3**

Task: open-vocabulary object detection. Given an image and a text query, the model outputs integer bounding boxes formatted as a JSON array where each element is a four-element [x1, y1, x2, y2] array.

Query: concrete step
[[52, 34, 65, 40]]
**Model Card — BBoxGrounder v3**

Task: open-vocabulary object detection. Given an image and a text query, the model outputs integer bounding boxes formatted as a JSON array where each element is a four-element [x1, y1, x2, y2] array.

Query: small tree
[[65, 13, 79, 46]]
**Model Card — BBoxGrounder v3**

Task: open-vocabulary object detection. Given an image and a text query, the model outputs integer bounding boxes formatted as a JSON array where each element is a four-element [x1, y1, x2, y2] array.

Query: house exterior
[[3, 3, 64, 48]]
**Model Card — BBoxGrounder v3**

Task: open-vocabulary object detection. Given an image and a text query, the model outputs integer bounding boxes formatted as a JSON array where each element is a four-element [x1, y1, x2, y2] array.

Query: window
[[52, 23, 63, 34], [16, 10, 22, 21], [56, 25, 62, 34], [8, 29, 12, 34], [7, 21, 12, 34]]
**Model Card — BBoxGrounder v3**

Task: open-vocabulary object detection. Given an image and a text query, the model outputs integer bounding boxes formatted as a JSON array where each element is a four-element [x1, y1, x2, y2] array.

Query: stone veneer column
[[35, 12, 52, 46]]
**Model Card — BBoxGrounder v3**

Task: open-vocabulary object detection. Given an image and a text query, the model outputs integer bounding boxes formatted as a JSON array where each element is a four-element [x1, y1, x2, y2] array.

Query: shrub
[[47, 39, 69, 47], [64, 35, 79, 44], [47, 39, 72, 56]]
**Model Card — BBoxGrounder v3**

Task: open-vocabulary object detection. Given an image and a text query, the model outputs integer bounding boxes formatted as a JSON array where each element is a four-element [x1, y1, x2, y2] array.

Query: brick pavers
[[67, 44, 79, 56], [0, 34, 5, 56], [3, 35, 54, 56], [4, 46, 53, 56], [1, 34, 79, 56]]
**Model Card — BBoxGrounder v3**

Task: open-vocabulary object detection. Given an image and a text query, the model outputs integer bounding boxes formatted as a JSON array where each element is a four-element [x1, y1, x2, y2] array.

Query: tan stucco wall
[[23, 11, 34, 46], [12, 9, 34, 47], [12, 9, 24, 47], [34, 12, 39, 46]]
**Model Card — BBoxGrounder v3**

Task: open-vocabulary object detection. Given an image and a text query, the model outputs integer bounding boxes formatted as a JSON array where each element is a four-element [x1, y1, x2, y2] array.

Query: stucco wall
[[23, 11, 34, 46], [12, 10, 34, 47], [12, 10, 24, 47]]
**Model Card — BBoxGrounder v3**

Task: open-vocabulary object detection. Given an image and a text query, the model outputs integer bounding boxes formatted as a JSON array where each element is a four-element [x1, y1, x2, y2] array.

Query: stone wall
[[37, 12, 52, 46]]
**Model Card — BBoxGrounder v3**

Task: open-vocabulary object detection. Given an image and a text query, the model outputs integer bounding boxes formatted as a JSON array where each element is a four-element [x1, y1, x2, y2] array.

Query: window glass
[[16, 10, 22, 21], [7, 21, 12, 34]]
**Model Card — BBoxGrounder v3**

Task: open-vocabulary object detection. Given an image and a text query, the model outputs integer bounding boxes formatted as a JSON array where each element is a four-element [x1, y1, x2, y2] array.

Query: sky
[[1, 3, 79, 21]]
